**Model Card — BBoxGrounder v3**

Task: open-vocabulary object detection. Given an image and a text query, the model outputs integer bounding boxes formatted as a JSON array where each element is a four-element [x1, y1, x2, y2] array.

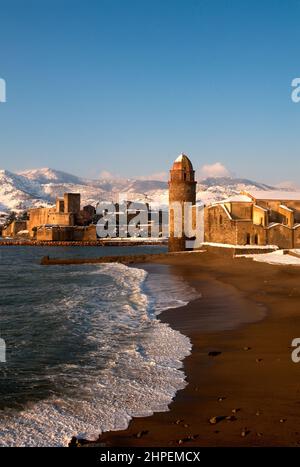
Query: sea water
[[0, 245, 198, 446]]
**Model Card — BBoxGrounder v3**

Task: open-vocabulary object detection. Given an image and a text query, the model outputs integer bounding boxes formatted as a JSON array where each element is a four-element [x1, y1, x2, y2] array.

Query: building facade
[[204, 191, 300, 249], [168, 154, 300, 250], [28, 193, 96, 241]]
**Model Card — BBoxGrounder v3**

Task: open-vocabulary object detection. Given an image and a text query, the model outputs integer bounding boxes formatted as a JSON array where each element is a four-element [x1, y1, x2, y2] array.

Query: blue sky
[[0, 0, 299, 184]]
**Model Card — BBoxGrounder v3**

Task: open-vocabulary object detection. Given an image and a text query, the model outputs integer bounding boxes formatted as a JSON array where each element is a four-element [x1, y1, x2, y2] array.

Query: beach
[[88, 250, 300, 447]]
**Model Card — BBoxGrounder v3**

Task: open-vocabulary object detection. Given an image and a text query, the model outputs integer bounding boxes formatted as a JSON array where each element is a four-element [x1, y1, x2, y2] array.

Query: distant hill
[[0, 167, 291, 225]]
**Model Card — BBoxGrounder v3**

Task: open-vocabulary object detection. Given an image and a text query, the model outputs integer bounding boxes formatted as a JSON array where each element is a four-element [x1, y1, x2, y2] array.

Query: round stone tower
[[168, 153, 197, 252]]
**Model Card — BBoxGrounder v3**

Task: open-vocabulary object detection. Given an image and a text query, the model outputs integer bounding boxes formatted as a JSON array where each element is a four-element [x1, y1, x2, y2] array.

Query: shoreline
[[0, 239, 168, 247], [81, 251, 300, 447]]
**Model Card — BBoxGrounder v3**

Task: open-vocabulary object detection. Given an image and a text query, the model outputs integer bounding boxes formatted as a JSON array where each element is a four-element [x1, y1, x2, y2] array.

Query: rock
[[174, 419, 184, 425], [209, 416, 226, 424], [135, 430, 149, 438], [241, 429, 250, 437], [208, 351, 222, 357], [243, 347, 252, 351], [68, 436, 78, 447], [182, 434, 199, 442], [232, 408, 241, 414], [218, 396, 226, 402], [279, 418, 287, 423]]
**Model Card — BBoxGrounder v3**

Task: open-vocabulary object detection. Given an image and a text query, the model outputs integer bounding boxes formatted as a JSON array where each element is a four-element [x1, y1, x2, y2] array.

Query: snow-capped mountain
[[0, 170, 51, 213], [19, 168, 84, 185], [0, 167, 289, 222]]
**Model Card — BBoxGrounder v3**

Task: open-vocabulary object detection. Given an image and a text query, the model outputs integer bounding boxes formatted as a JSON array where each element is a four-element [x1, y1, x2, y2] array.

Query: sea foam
[[0, 263, 198, 447]]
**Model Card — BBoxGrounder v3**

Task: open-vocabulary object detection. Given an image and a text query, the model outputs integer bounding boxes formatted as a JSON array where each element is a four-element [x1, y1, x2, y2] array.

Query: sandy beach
[[86, 250, 300, 447]]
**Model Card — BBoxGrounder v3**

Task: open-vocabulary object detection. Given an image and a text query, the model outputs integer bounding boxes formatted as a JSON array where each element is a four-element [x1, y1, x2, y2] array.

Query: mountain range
[[0, 167, 293, 224]]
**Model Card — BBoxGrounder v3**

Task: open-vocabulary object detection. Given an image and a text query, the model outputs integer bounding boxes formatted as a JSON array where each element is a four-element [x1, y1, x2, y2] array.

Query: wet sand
[[87, 251, 300, 447]]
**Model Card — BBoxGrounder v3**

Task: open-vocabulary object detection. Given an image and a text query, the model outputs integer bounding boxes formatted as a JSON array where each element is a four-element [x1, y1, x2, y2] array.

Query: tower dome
[[172, 153, 194, 172], [169, 153, 195, 183]]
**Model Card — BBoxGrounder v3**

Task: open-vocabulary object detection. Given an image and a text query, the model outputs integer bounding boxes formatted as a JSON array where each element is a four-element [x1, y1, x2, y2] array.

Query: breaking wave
[[0, 261, 198, 446]]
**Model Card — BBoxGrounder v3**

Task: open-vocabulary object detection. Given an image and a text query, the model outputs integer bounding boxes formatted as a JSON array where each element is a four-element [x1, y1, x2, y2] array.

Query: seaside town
[[2, 154, 300, 261], [2, 0, 300, 458]]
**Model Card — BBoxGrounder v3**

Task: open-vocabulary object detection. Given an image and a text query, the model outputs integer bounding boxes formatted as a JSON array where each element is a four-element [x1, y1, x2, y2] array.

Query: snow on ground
[[240, 250, 300, 266], [203, 242, 278, 250]]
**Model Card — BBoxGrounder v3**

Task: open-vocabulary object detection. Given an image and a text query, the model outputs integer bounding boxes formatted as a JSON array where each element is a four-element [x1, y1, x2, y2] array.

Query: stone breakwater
[[41, 250, 205, 265], [0, 239, 168, 247]]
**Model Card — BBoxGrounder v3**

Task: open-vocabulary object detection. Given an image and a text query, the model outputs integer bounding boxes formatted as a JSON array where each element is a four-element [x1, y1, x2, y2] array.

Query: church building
[[168, 154, 300, 251]]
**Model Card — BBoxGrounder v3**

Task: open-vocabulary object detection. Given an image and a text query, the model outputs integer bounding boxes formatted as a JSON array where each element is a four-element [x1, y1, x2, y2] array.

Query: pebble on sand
[[209, 416, 226, 424]]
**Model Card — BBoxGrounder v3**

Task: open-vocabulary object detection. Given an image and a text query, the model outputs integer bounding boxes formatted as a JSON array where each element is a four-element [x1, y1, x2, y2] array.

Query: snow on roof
[[175, 153, 188, 162], [246, 190, 300, 201], [221, 194, 252, 203], [220, 203, 232, 219], [279, 204, 294, 212], [267, 222, 290, 229], [254, 204, 268, 212]]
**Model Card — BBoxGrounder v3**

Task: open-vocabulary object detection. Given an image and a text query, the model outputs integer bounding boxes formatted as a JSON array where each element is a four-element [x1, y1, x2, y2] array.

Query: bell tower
[[168, 153, 196, 252]]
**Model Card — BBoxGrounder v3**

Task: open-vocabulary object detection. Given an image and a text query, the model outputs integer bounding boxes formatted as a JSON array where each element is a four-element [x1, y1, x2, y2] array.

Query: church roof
[[172, 153, 194, 171], [221, 194, 253, 203], [246, 190, 300, 201]]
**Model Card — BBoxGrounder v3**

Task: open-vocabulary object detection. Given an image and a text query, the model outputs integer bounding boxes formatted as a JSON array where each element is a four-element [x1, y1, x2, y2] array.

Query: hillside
[[0, 167, 288, 226]]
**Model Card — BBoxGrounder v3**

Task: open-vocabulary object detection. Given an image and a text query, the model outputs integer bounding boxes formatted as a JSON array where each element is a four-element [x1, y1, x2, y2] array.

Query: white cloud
[[197, 162, 231, 179], [99, 170, 117, 179]]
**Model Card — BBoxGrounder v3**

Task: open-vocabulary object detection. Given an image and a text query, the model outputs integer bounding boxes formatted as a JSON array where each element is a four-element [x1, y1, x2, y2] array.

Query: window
[[219, 215, 223, 225], [246, 233, 251, 244], [254, 234, 258, 245]]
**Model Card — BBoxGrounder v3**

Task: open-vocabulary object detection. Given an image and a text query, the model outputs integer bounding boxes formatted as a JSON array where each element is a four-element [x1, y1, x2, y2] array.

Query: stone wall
[[28, 207, 74, 237], [204, 205, 268, 246], [253, 205, 268, 226], [235, 221, 266, 245], [36, 225, 97, 242], [227, 202, 253, 220], [293, 227, 300, 248], [204, 204, 236, 244], [267, 224, 293, 249], [64, 193, 80, 214], [2, 220, 27, 237]]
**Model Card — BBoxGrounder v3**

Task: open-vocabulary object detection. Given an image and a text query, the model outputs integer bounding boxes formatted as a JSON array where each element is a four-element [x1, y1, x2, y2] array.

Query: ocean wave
[[0, 263, 198, 447]]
